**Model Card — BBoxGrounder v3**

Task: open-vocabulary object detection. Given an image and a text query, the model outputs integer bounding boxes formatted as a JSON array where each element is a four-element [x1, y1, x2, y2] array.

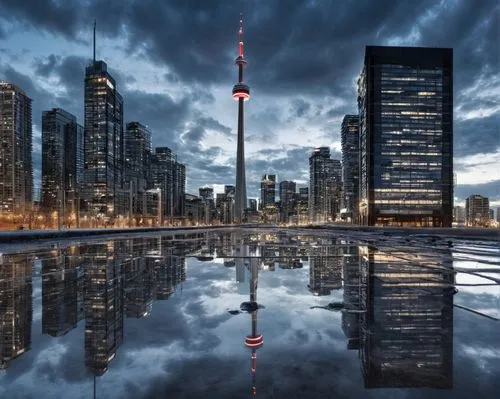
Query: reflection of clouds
[[1, 232, 500, 398]]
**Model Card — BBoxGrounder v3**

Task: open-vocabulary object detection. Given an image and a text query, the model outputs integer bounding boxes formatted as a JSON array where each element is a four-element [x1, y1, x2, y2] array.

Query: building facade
[[279, 180, 296, 223], [358, 46, 453, 227], [83, 61, 124, 219], [465, 195, 490, 227], [341, 114, 360, 222], [260, 174, 276, 209], [41, 108, 83, 225], [0, 81, 33, 214], [124, 122, 152, 216], [309, 147, 339, 223]]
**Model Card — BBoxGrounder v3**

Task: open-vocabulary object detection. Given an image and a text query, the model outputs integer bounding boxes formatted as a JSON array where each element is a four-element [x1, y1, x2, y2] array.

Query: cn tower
[[232, 14, 250, 223]]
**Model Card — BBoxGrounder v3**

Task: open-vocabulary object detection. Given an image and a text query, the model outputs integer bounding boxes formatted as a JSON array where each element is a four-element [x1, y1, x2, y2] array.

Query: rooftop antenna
[[239, 13, 244, 57], [93, 19, 96, 63]]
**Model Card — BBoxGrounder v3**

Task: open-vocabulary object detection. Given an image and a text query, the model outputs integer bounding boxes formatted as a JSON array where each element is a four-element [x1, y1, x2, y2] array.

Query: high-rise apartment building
[[358, 46, 453, 227], [260, 174, 276, 208], [41, 108, 83, 223], [279, 180, 296, 223], [341, 115, 360, 222], [309, 147, 340, 223], [465, 195, 490, 227], [0, 81, 33, 214], [83, 60, 124, 218], [124, 122, 152, 215], [452, 206, 465, 225], [151, 147, 185, 219]]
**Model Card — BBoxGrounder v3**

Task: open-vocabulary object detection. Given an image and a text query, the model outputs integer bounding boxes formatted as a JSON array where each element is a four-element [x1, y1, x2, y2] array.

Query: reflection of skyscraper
[[341, 245, 360, 350], [84, 243, 124, 376], [0, 254, 33, 369], [42, 247, 83, 336], [308, 242, 342, 296], [357, 246, 454, 388], [154, 238, 187, 300], [123, 240, 154, 318]]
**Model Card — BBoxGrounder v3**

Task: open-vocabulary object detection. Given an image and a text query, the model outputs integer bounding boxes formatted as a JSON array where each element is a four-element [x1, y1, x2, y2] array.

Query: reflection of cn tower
[[232, 14, 250, 222], [242, 259, 263, 396]]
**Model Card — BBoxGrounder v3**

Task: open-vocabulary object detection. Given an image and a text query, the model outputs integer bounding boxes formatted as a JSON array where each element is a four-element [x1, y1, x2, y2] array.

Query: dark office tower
[[358, 246, 453, 388], [174, 162, 186, 217], [260, 174, 276, 208], [199, 186, 215, 224], [0, 254, 33, 369], [199, 186, 214, 201], [152, 147, 174, 218], [248, 198, 257, 212], [83, 25, 124, 219], [308, 239, 342, 296], [465, 194, 490, 227], [84, 243, 123, 375], [358, 46, 453, 227], [42, 248, 82, 336], [279, 180, 296, 223], [309, 147, 338, 223], [232, 15, 250, 222], [124, 122, 152, 214], [225, 185, 236, 195], [341, 115, 360, 222], [0, 81, 32, 214], [297, 187, 309, 223], [41, 109, 83, 221]]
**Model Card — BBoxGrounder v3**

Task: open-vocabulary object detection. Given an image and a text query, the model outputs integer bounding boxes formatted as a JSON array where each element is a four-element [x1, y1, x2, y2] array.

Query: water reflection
[[0, 253, 33, 369], [0, 230, 497, 397], [344, 245, 454, 389]]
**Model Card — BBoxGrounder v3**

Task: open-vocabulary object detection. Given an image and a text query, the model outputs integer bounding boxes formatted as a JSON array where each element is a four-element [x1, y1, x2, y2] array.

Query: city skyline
[[0, 1, 498, 206]]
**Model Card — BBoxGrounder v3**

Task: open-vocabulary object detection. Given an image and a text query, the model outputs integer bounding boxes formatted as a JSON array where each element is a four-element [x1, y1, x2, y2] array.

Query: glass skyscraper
[[358, 46, 453, 227], [83, 61, 123, 219], [41, 108, 83, 221], [0, 81, 32, 214], [341, 115, 360, 222], [309, 147, 340, 223]]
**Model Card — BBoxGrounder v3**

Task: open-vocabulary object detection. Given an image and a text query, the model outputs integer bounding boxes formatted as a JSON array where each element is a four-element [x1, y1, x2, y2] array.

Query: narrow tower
[[232, 14, 250, 223], [243, 259, 263, 395]]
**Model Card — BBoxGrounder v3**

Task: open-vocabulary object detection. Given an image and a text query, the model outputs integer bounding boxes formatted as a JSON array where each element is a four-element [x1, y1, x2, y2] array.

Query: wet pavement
[[0, 229, 498, 398]]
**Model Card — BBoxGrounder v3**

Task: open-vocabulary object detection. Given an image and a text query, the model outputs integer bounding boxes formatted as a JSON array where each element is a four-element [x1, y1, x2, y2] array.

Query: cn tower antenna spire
[[239, 13, 244, 57]]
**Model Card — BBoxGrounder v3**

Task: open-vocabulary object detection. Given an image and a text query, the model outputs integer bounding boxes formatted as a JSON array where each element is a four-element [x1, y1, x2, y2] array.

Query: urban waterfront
[[0, 229, 498, 398]]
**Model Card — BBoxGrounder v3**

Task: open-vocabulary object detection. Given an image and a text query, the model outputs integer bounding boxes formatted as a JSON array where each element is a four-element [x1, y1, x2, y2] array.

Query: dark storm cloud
[[455, 114, 500, 157], [0, 0, 498, 194], [0, 0, 82, 40], [455, 180, 500, 202], [289, 98, 311, 119]]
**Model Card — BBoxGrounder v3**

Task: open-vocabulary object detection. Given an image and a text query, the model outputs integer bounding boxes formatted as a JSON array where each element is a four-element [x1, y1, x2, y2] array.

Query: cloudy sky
[[0, 0, 498, 205]]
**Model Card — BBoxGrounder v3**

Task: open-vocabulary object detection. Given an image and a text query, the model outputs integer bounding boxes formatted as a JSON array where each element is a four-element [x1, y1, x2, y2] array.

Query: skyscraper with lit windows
[[83, 29, 124, 219], [341, 115, 360, 222], [358, 46, 453, 227], [0, 81, 32, 214]]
